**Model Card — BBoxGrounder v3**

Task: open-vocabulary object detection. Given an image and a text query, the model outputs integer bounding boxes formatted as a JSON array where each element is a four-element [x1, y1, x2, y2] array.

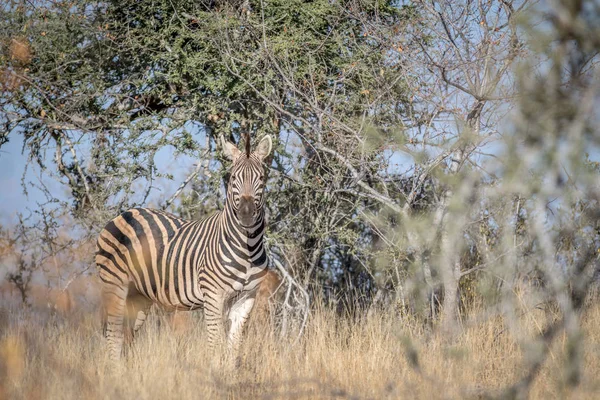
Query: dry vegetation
[[1, 292, 600, 399]]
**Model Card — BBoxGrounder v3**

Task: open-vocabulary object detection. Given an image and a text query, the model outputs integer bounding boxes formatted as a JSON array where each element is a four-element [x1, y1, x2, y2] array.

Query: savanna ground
[[1, 291, 600, 399]]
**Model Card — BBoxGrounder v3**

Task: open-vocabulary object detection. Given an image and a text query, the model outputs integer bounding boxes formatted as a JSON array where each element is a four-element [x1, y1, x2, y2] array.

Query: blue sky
[[0, 135, 33, 225], [0, 133, 200, 226], [0, 129, 416, 226], [4, 121, 593, 229]]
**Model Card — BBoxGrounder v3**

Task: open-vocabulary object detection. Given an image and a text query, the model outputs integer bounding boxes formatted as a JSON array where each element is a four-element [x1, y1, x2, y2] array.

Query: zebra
[[96, 134, 273, 362]]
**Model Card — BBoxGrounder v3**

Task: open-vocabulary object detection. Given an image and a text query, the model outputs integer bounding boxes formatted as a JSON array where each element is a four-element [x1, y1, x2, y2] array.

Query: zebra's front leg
[[226, 293, 256, 364], [203, 298, 227, 366]]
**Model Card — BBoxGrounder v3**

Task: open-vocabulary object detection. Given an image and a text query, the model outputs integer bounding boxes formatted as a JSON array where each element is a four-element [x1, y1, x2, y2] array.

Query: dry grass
[[1, 298, 600, 399]]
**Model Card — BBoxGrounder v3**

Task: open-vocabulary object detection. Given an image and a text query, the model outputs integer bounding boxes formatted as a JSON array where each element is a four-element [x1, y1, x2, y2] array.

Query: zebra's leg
[[132, 303, 152, 335], [226, 294, 256, 364], [203, 297, 227, 365], [101, 283, 129, 362], [124, 286, 153, 346]]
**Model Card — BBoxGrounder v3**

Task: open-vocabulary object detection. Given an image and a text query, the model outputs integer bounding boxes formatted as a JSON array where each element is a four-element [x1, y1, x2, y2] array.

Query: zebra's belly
[[161, 285, 204, 310], [157, 301, 204, 312], [129, 277, 205, 311]]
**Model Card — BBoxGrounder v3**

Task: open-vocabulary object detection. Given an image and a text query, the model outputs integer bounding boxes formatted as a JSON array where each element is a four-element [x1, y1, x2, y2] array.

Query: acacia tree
[[0, 0, 422, 299]]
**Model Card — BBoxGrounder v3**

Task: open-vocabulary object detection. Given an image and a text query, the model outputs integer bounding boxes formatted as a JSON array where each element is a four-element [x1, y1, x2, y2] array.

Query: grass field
[[1, 296, 599, 399]]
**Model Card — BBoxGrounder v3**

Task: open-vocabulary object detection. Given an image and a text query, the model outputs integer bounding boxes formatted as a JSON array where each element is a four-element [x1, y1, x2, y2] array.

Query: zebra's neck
[[217, 201, 266, 269]]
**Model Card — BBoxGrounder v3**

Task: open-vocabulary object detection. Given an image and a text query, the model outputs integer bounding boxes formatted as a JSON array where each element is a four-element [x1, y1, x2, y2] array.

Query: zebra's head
[[221, 135, 273, 228]]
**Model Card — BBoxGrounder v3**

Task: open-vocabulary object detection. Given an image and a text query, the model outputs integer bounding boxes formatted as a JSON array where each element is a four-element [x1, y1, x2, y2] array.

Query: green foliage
[[1, 0, 418, 295]]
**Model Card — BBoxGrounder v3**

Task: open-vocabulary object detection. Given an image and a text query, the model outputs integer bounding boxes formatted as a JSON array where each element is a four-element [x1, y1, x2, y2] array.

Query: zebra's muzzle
[[238, 195, 256, 227]]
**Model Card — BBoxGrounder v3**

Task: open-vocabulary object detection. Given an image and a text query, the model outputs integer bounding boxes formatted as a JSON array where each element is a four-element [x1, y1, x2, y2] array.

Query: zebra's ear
[[254, 135, 273, 161], [220, 135, 242, 162]]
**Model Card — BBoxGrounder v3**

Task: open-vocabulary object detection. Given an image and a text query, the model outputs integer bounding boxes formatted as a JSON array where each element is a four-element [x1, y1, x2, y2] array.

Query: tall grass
[[1, 297, 599, 399]]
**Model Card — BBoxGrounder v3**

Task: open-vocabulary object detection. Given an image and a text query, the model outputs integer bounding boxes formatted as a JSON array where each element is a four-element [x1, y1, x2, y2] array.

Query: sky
[[3, 123, 596, 229], [0, 133, 199, 226], [0, 128, 418, 226], [0, 135, 33, 225]]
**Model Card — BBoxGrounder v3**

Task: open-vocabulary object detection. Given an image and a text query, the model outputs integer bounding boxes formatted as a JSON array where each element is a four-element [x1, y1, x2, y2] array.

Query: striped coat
[[96, 135, 272, 361]]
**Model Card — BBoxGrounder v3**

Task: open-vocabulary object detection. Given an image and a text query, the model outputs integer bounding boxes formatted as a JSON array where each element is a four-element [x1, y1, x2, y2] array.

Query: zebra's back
[[96, 207, 210, 310]]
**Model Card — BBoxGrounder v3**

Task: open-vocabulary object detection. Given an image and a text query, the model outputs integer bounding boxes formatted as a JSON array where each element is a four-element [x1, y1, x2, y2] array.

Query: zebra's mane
[[243, 132, 251, 157]]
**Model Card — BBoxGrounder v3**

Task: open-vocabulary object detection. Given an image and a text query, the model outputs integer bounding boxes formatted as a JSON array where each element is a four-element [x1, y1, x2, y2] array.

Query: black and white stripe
[[96, 135, 273, 361]]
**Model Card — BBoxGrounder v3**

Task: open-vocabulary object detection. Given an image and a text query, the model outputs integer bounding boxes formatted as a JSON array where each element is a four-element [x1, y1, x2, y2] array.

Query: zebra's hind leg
[[124, 285, 153, 348], [101, 283, 129, 362]]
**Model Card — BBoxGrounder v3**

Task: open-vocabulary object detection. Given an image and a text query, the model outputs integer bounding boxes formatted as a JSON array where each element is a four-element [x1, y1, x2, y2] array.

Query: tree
[[0, 0, 422, 303]]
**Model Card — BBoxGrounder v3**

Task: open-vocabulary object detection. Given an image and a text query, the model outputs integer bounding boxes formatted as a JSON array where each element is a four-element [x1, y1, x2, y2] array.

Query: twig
[[271, 256, 310, 345]]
